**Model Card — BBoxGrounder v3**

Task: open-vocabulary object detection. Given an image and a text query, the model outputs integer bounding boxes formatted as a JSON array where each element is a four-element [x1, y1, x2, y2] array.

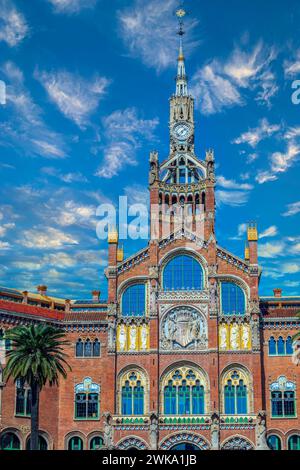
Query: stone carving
[[210, 413, 220, 450], [222, 437, 253, 450], [158, 290, 209, 302], [220, 323, 228, 350], [129, 324, 137, 351], [160, 306, 207, 350], [108, 320, 115, 351], [118, 324, 127, 351], [140, 323, 148, 350], [251, 318, 260, 351], [241, 323, 250, 349], [149, 266, 159, 279], [149, 413, 158, 450], [104, 413, 114, 450], [150, 284, 158, 316], [255, 411, 269, 450], [230, 322, 240, 350], [250, 300, 260, 315], [107, 302, 117, 317]]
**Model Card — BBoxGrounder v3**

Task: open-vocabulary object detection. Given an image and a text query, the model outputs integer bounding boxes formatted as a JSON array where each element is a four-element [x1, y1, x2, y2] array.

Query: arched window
[[76, 339, 101, 358], [288, 435, 300, 451], [223, 369, 249, 415], [75, 378, 100, 420], [15, 378, 31, 417], [277, 336, 285, 355], [93, 339, 100, 357], [270, 376, 296, 418], [90, 436, 104, 450], [120, 370, 146, 415], [163, 255, 203, 291], [286, 336, 293, 355], [0, 432, 21, 450], [68, 436, 83, 451], [121, 284, 146, 317], [268, 337, 277, 355], [163, 367, 206, 415], [26, 435, 48, 450], [221, 282, 246, 315], [267, 435, 281, 450], [84, 339, 92, 357], [76, 339, 83, 357]]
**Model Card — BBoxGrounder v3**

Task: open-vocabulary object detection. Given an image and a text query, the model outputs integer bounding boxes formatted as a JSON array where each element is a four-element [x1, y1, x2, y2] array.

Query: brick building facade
[[0, 28, 299, 451]]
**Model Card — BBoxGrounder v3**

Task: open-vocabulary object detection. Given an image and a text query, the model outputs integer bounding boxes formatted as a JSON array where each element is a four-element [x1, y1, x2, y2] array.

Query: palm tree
[[4, 324, 71, 450]]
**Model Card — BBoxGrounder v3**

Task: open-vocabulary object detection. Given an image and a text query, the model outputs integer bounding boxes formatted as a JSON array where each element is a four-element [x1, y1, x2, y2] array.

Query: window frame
[[162, 254, 204, 292], [121, 283, 147, 318], [220, 281, 246, 316]]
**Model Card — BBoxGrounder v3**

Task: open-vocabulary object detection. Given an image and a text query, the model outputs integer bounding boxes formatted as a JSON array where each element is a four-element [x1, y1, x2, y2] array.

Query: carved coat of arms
[[161, 306, 207, 350]]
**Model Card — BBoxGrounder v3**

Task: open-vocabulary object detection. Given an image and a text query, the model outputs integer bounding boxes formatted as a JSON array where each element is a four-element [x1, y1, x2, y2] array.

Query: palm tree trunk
[[30, 382, 40, 450]]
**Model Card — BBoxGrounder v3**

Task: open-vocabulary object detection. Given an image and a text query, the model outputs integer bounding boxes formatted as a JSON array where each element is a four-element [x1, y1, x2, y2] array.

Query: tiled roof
[[64, 311, 107, 322], [0, 300, 65, 321]]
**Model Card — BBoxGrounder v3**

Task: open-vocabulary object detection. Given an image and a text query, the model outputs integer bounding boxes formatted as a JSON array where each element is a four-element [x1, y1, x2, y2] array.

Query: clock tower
[[149, 7, 215, 242]]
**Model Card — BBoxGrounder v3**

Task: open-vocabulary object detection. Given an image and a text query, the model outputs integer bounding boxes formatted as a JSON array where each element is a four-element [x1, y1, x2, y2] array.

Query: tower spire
[[175, 6, 188, 96]]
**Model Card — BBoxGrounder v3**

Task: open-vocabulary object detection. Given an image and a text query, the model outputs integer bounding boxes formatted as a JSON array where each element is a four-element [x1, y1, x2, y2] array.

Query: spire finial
[[175, 4, 188, 96]]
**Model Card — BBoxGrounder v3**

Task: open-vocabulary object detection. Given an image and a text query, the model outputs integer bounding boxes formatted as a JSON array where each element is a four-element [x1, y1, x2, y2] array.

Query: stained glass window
[[221, 282, 245, 315], [0, 432, 21, 450], [75, 393, 99, 420], [68, 437, 83, 451], [26, 436, 48, 450], [269, 337, 277, 355], [90, 436, 104, 450], [163, 369, 205, 415], [277, 336, 285, 355], [288, 435, 300, 450], [122, 284, 146, 317], [286, 336, 293, 355], [15, 379, 31, 417], [267, 435, 281, 450], [121, 378, 144, 416], [224, 374, 248, 415], [76, 339, 100, 358], [163, 255, 203, 291], [271, 391, 295, 417]]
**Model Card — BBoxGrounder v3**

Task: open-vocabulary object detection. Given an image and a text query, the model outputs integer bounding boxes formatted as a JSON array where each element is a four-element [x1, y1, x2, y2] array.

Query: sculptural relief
[[129, 324, 137, 351], [230, 323, 240, 350], [160, 306, 207, 350], [118, 324, 127, 351]]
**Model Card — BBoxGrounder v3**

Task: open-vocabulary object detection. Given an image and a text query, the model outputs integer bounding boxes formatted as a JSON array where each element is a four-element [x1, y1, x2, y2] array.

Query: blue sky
[[0, 0, 300, 299]]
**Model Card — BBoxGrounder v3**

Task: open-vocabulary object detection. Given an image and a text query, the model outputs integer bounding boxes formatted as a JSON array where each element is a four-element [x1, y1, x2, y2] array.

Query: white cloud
[[35, 69, 110, 128], [0, 0, 29, 47], [0, 62, 67, 158], [118, 0, 199, 73], [191, 63, 242, 115], [41, 167, 88, 184], [233, 118, 280, 148], [20, 227, 79, 249], [282, 201, 300, 217], [258, 241, 285, 258], [96, 108, 159, 178], [217, 176, 253, 190], [216, 190, 250, 207], [256, 142, 300, 184], [289, 243, 300, 255], [259, 226, 278, 239], [230, 223, 248, 240], [0, 222, 15, 237], [284, 126, 300, 140], [284, 49, 300, 77], [46, 0, 98, 14], [0, 241, 11, 250], [281, 263, 300, 274], [124, 184, 148, 206], [191, 41, 278, 115]]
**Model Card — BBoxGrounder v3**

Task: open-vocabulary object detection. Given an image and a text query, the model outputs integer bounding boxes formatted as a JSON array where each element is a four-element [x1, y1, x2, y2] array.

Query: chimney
[[273, 288, 282, 298], [37, 285, 47, 296], [22, 291, 28, 304], [92, 290, 100, 303]]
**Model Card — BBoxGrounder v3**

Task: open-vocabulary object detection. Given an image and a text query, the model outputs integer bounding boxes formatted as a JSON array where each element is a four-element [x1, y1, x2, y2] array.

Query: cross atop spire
[[175, 5, 188, 96]]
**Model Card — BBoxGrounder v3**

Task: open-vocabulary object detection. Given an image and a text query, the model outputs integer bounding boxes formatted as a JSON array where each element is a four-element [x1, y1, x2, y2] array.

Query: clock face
[[173, 123, 191, 141]]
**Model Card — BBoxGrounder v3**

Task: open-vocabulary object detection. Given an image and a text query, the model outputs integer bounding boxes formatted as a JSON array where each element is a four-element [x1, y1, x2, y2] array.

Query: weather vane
[[175, 3, 187, 37]]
